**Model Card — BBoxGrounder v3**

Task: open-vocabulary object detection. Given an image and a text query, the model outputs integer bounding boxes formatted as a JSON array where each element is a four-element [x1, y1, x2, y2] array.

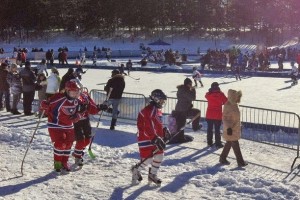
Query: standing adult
[[171, 78, 201, 143], [20, 61, 36, 115], [36, 73, 47, 117], [104, 69, 125, 130], [46, 67, 60, 99], [7, 64, 22, 114], [0, 63, 11, 112], [126, 59, 133, 75], [59, 67, 76, 92], [205, 82, 227, 148], [219, 89, 247, 167]]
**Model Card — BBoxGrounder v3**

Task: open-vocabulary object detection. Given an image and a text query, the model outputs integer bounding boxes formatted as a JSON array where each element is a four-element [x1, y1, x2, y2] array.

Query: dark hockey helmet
[[65, 80, 81, 100], [150, 89, 167, 108]]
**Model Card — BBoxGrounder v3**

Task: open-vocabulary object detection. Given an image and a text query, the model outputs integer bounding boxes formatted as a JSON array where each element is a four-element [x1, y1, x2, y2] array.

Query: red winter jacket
[[137, 103, 164, 157], [205, 89, 227, 120]]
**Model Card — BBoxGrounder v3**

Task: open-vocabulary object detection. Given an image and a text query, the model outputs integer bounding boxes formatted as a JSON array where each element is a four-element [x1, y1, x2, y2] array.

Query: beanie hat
[[184, 78, 192, 86]]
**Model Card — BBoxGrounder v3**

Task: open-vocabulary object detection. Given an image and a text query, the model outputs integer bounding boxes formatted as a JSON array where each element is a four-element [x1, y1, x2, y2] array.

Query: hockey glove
[[77, 104, 88, 114], [163, 127, 171, 141], [97, 104, 108, 111], [227, 128, 233, 136], [151, 136, 166, 151]]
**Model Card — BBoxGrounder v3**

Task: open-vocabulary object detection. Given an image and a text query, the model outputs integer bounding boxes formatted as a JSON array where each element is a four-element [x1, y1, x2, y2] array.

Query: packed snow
[[0, 37, 300, 200]]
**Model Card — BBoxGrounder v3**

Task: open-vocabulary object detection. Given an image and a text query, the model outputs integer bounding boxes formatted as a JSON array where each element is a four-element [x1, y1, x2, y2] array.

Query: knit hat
[[184, 78, 192, 86]]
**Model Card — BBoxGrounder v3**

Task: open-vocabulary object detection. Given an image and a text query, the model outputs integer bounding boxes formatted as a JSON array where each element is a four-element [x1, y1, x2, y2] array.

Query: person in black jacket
[[0, 63, 11, 112], [59, 67, 76, 92], [104, 69, 125, 130], [20, 61, 36, 115]]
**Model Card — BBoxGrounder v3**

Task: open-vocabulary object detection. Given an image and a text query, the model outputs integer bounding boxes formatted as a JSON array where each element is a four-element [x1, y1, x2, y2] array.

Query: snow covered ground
[[1, 35, 300, 199], [0, 67, 300, 200]]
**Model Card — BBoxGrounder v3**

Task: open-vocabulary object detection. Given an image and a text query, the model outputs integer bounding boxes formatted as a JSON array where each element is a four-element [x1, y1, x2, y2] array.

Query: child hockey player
[[192, 67, 204, 87], [40, 80, 84, 173], [131, 89, 169, 186], [290, 61, 298, 86], [72, 84, 106, 167]]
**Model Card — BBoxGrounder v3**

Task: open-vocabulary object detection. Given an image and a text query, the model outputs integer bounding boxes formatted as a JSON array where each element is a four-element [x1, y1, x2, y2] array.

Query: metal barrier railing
[[11, 89, 300, 170]]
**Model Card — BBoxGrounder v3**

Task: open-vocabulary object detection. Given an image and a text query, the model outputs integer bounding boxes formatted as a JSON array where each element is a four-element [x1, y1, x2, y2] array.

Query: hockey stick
[[133, 112, 201, 169], [127, 75, 140, 81], [20, 110, 45, 176], [88, 87, 113, 159]]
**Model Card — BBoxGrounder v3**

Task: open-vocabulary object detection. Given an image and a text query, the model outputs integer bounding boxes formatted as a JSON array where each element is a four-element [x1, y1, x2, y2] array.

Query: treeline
[[0, 0, 299, 44]]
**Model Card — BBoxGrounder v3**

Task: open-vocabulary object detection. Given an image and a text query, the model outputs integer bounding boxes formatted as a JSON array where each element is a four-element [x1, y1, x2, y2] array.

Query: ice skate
[[62, 161, 71, 173], [148, 168, 162, 186], [75, 157, 84, 167], [131, 165, 143, 185], [54, 161, 62, 174]]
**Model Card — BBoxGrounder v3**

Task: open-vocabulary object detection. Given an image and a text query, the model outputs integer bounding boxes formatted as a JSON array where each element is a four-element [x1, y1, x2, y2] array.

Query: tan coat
[[222, 89, 242, 141]]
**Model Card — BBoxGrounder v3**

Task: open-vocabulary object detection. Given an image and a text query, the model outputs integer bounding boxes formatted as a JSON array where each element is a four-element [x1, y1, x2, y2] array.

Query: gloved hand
[[151, 136, 166, 151], [163, 127, 171, 141], [227, 128, 233, 135], [97, 104, 108, 111], [69, 113, 81, 123], [77, 104, 88, 113]]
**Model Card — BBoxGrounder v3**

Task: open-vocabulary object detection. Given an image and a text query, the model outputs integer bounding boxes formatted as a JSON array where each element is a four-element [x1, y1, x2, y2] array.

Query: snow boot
[[110, 118, 117, 130], [131, 165, 143, 184], [148, 168, 162, 186]]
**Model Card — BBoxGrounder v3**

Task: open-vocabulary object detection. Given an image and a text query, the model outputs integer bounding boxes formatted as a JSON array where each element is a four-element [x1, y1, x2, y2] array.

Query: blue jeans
[[107, 99, 120, 119], [0, 90, 11, 110]]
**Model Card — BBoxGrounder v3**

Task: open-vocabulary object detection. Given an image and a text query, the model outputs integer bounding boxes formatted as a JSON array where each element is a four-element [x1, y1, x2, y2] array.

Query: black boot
[[110, 118, 117, 130]]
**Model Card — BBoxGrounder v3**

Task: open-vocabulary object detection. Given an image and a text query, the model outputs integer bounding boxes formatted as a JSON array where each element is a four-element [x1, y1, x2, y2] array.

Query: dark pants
[[74, 118, 92, 141], [12, 93, 21, 110], [170, 109, 200, 143], [220, 141, 245, 166], [0, 90, 11, 111], [206, 119, 222, 145], [23, 91, 35, 114]]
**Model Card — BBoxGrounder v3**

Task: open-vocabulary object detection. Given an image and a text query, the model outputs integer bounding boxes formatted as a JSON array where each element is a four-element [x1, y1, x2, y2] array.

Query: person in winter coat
[[205, 82, 227, 148], [131, 89, 168, 186], [7, 64, 22, 114], [126, 59, 133, 75], [171, 78, 201, 143], [219, 89, 247, 167], [36, 59, 48, 76], [20, 61, 36, 115], [59, 67, 76, 92], [104, 69, 125, 130], [0, 63, 11, 112], [40, 80, 84, 173], [36, 73, 47, 117], [46, 67, 60, 99]]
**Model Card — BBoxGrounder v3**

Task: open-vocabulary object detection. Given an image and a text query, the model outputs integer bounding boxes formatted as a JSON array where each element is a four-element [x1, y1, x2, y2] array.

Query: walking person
[[36, 59, 48, 76], [131, 89, 168, 186], [104, 69, 125, 130], [219, 89, 248, 167], [40, 80, 83, 173], [7, 64, 22, 114], [0, 63, 11, 112], [20, 61, 36, 115], [205, 82, 227, 148]]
